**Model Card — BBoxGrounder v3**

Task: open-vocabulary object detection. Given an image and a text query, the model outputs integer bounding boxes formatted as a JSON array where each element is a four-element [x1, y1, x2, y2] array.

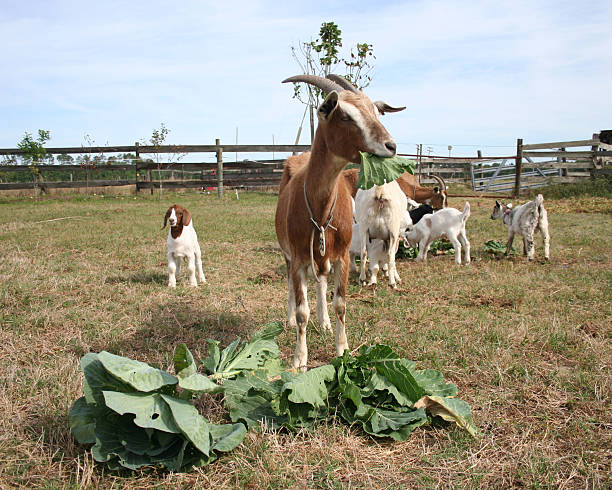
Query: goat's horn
[[374, 101, 406, 114], [428, 174, 446, 190], [326, 74, 359, 93], [282, 75, 344, 94]]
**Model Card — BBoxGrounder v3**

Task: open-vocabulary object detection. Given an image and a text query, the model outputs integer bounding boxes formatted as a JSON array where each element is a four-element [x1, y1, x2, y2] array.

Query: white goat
[[163, 204, 207, 287], [354, 181, 408, 287], [491, 194, 550, 260], [403, 202, 471, 264], [349, 223, 398, 283]]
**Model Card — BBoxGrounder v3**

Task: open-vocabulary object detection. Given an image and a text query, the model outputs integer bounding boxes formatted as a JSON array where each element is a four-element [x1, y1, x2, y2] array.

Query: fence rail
[[0, 133, 609, 195]]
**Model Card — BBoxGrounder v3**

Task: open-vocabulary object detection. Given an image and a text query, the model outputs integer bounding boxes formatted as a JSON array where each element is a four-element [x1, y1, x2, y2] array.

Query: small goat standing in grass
[[163, 204, 207, 287], [403, 202, 471, 265], [491, 194, 550, 260]]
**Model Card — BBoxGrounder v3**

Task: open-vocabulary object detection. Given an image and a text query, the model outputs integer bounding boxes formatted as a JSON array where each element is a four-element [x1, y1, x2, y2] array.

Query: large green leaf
[[356, 152, 414, 190], [223, 370, 286, 429], [81, 353, 134, 405], [173, 343, 197, 376], [209, 422, 248, 452], [68, 396, 96, 444], [102, 391, 181, 433], [349, 403, 429, 441], [160, 395, 212, 456], [357, 345, 425, 402], [414, 395, 480, 437], [204, 323, 283, 379], [412, 369, 458, 398], [98, 351, 178, 392]]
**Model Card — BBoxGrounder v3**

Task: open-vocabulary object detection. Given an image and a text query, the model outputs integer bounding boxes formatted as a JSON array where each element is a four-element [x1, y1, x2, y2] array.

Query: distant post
[[514, 138, 523, 198], [216, 138, 223, 198]]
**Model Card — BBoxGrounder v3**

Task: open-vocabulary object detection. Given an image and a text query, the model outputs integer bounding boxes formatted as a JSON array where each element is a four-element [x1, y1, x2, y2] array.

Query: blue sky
[[1, 0, 610, 160]]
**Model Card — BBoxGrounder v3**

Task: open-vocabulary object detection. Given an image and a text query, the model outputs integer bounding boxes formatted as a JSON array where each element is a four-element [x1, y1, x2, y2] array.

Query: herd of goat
[[163, 74, 551, 371]]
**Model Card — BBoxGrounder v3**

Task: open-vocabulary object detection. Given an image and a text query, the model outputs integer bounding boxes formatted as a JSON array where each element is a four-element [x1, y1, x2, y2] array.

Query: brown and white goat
[[396, 173, 448, 210], [163, 204, 207, 287], [275, 74, 404, 370]]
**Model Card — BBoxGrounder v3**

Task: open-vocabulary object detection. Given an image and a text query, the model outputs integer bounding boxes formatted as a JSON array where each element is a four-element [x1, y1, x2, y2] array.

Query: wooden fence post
[[591, 132, 600, 171], [216, 138, 223, 198], [514, 138, 523, 198]]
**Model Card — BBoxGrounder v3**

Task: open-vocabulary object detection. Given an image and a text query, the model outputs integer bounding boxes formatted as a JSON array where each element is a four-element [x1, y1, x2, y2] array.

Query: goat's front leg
[[332, 255, 349, 357], [168, 253, 178, 288], [186, 254, 197, 286], [505, 231, 515, 257], [416, 239, 431, 262], [315, 271, 332, 333], [291, 264, 309, 371]]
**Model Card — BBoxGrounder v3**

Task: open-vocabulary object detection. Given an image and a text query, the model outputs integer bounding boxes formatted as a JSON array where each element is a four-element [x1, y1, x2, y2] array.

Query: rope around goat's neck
[[303, 179, 338, 283]]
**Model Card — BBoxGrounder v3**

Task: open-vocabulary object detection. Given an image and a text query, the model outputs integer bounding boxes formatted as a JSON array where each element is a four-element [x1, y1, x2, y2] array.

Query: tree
[[17, 130, 51, 196], [290, 22, 376, 142], [145, 124, 184, 199]]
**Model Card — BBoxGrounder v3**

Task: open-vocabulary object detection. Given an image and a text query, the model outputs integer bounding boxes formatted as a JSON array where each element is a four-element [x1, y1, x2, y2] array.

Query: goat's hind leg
[[539, 213, 550, 260], [195, 244, 206, 283], [458, 229, 471, 264], [315, 271, 332, 333]]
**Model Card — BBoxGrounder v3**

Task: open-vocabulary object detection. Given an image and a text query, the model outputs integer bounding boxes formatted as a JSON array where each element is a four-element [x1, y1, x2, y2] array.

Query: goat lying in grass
[[163, 204, 207, 287], [403, 202, 471, 264], [490, 194, 550, 260]]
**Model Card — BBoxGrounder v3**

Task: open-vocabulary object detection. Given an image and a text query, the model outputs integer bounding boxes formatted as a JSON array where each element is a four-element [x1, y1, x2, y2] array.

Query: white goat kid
[[403, 202, 471, 264], [164, 204, 207, 287], [491, 194, 550, 260], [354, 181, 407, 287]]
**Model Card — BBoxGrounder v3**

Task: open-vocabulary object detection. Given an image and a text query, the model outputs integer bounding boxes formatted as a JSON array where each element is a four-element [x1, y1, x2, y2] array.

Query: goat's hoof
[[390, 283, 397, 290]]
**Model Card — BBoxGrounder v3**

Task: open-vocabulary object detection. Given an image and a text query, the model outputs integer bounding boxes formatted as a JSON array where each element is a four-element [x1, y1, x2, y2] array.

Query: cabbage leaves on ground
[[70, 322, 478, 472]]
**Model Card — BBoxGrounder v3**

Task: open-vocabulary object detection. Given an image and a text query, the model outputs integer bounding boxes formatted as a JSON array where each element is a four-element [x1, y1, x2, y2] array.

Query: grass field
[[0, 190, 610, 488]]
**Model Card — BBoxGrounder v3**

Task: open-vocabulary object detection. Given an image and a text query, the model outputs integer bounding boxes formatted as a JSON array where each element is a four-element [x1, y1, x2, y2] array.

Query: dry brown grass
[[0, 191, 610, 488]]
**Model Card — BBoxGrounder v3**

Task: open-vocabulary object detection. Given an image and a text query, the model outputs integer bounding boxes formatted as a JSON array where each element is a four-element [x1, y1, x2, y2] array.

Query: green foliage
[[17, 130, 51, 169], [484, 240, 517, 256], [70, 348, 245, 472], [70, 325, 477, 473], [397, 239, 454, 259], [291, 21, 376, 109], [528, 176, 612, 199], [357, 152, 415, 190]]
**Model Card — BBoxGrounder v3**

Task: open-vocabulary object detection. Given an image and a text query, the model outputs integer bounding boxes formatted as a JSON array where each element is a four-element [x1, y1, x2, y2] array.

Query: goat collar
[[503, 208, 513, 225], [303, 180, 338, 282]]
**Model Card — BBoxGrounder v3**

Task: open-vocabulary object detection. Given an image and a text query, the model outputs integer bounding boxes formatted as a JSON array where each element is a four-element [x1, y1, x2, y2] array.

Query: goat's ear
[[163, 208, 171, 228], [495, 200, 501, 207], [182, 208, 192, 226], [374, 101, 406, 116], [318, 91, 339, 121]]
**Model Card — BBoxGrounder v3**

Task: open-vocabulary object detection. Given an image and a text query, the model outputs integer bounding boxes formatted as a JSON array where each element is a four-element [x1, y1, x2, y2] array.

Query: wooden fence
[[1, 133, 609, 196]]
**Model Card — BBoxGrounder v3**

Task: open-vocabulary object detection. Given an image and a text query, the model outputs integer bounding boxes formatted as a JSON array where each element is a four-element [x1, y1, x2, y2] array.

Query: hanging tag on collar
[[319, 231, 326, 256]]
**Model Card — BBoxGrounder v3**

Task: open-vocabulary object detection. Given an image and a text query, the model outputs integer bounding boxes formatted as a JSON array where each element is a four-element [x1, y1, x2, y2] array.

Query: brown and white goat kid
[[490, 194, 550, 260], [163, 204, 206, 287], [275, 74, 404, 371]]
